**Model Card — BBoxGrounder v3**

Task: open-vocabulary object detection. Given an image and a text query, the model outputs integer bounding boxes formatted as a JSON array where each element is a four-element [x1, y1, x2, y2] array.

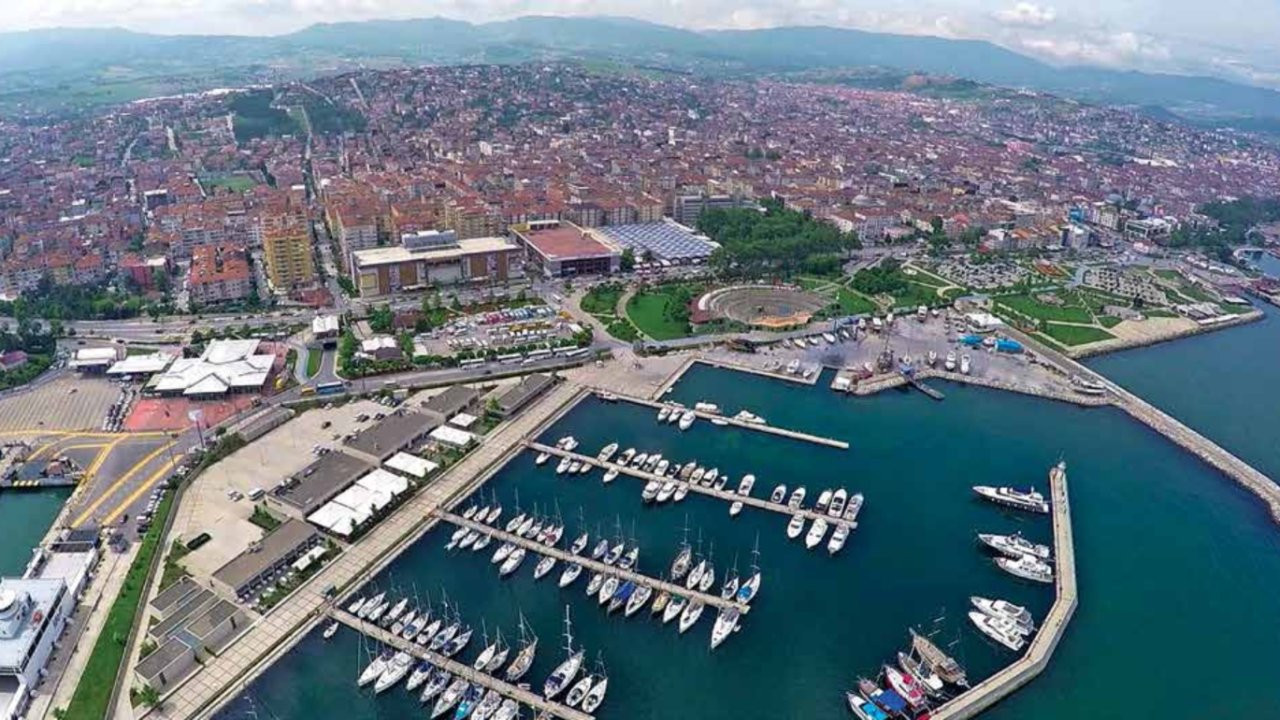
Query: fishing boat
[[678, 600, 705, 634], [499, 547, 527, 577], [533, 554, 557, 580], [970, 596, 1035, 632], [505, 613, 538, 682], [709, 608, 740, 650], [972, 485, 1050, 514], [786, 513, 805, 539], [565, 675, 594, 708], [883, 665, 926, 709], [788, 486, 807, 509], [828, 488, 848, 518], [357, 649, 392, 687], [968, 610, 1026, 651], [581, 672, 608, 713], [844, 492, 865, 522], [419, 668, 451, 703], [977, 531, 1052, 560], [770, 484, 787, 503], [662, 595, 687, 624], [323, 621, 339, 640], [374, 651, 413, 693], [737, 474, 756, 496], [559, 562, 583, 588], [603, 467, 619, 483], [995, 555, 1054, 584], [846, 690, 890, 720], [625, 585, 653, 617], [597, 442, 619, 462], [678, 410, 697, 431], [827, 522, 850, 554], [911, 628, 969, 687], [805, 517, 829, 549], [816, 489, 833, 513], [543, 608, 585, 701], [729, 500, 743, 517], [430, 677, 468, 718]]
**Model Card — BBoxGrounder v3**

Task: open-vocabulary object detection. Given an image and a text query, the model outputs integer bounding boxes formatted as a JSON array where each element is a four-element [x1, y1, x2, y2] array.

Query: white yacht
[[673, 482, 690, 502], [597, 442, 619, 462], [543, 609, 585, 701], [678, 600, 705, 634], [815, 489, 833, 513], [535, 451, 550, 465], [995, 555, 1054, 584], [323, 621, 339, 640], [555, 457, 572, 475], [655, 459, 670, 476], [828, 488, 848, 518], [657, 405, 672, 422], [729, 500, 743, 517], [560, 436, 579, 452], [641, 480, 661, 502], [656, 481, 677, 503], [737, 474, 756, 496], [973, 485, 1050, 514], [357, 650, 392, 687], [533, 554, 557, 580], [770, 484, 787, 503], [960, 353, 972, 375], [678, 410, 697, 431], [499, 547, 527, 577], [978, 531, 1052, 560], [804, 517, 829, 549], [945, 351, 957, 371], [971, 596, 1036, 633], [843, 492, 865, 522], [968, 610, 1026, 652], [827, 523, 850, 554], [618, 447, 636, 465], [787, 486, 807, 509], [709, 608, 740, 650], [786, 513, 805, 539], [602, 467, 619, 483]]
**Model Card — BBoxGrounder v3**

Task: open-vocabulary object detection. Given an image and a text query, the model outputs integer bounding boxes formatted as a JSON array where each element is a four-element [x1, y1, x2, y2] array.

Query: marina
[[601, 390, 850, 450]]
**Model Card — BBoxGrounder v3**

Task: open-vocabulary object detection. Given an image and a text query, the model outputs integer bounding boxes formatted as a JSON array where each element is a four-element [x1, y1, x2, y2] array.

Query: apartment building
[[188, 244, 253, 305]]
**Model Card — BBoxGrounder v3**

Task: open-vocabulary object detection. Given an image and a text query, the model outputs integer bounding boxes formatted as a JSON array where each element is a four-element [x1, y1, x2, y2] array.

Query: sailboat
[[709, 608, 740, 650], [543, 606, 585, 700], [737, 535, 763, 604], [580, 661, 609, 713], [670, 521, 693, 580], [504, 612, 538, 682], [720, 557, 740, 601]]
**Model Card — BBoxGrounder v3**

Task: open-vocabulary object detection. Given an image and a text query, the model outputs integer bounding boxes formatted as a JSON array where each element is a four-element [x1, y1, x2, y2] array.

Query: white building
[[149, 339, 275, 397]]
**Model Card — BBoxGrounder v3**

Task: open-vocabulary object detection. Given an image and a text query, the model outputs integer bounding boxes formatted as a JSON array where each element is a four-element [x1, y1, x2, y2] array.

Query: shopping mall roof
[[596, 221, 718, 261]]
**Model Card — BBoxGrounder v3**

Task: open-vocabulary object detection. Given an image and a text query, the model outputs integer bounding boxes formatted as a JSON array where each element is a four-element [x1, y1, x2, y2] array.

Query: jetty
[[526, 441, 847, 527], [436, 509, 749, 613], [599, 390, 848, 449], [929, 462, 1077, 720], [329, 609, 593, 720]]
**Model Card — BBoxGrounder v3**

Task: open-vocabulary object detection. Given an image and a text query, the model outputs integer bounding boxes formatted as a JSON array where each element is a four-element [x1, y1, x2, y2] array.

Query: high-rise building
[[260, 195, 315, 292]]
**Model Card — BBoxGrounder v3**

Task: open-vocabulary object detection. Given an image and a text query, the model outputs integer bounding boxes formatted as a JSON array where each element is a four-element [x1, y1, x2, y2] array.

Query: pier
[[436, 509, 749, 613], [602, 390, 849, 449], [329, 609, 594, 720], [929, 463, 1078, 720], [526, 442, 847, 527]]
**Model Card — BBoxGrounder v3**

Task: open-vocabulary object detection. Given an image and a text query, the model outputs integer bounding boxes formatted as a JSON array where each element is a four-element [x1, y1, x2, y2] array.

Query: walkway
[[606, 391, 848, 448], [330, 610, 593, 720]]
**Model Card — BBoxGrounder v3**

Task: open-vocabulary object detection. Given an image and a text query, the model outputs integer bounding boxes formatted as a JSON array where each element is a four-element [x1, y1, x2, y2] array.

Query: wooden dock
[[436, 509, 749, 613], [599, 390, 848, 449], [329, 609, 594, 720], [928, 463, 1077, 720], [526, 442, 848, 529]]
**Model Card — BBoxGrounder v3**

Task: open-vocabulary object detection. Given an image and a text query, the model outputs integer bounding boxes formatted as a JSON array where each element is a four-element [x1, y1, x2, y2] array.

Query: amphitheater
[[696, 284, 830, 328]]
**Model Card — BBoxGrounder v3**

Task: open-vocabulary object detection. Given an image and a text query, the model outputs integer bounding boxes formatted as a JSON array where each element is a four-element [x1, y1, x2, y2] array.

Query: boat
[[788, 486, 807, 509], [346, 596, 366, 615], [898, 650, 946, 697], [785, 359, 800, 374], [729, 500, 743, 517], [565, 675, 594, 708], [559, 563, 583, 588], [533, 554, 557, 580], [597, 442, 619, 462], [720, 569, 739, 601], [543, 522, 564, 547], [709, 608, 740, 649], [577, 461, 591, 475], [770, 484, 787, 503], [366, 599, 391, 625], [656, 481, 677, 503], [493, 699, 520, 720], [694, 401, 720, 413], [655, 459, 670, 476], [625, 585, 652, 617], [883, 665, 926, 709], [816, 489, 833, 513], [685, 555, 706, 591], [828, 488, 848, 518], [666, 407, 683, 425], [597, 576, 619, 606], [945, 351, 957, 371], [978, 531, 1052, 560], [823, 332, 837, 344], [698, 549, 716, 592], [471, 689, 502, 720], [568, 461, 582, 474], [571, 531, 589, 555], [357, 650, 392, 687], [358, 592, 386, 620], [662, 595, 686, 624], [658, 405, 672, 422], [442, 625, 473, 658], [960, 353, 972, 375], [927, 350, 938, 367], [619, 546, 639, 571], [641, 480, 661, 502], [560, 436, 579, 452], [970, 596, 1035, 633], [618, 447, 636, 465], [526, 517, 544, 541], [670, 543, 692, 580], [504, 614, 538, 682], [673, 482, 690, 502], [910, 628, 969, 687], [805, 517, 829, 549], [419, 668, 451, 703], [651, 590, 671, 616], [430, 677, 468, 718], [499, 547, 527, 577], [972, 485, 1050, 514], [555, 457, 572, 475], [713, 472, 728, 491], [483, 631, 510, 672], [418, 616, 443, 645], [604, 540, 625, 566], [591, 538, 609, 561], [405, 662, 434, 693], [827, 522, 850, 554], [491, 541, 515, 565], [374, 651, 413, 693], [844, 492, 865, 522], [968, 610, 1026, 651], [485, 502, 502, 525], [451, 683, 481, 719], [846, 691, 890, 720], [786, 513, 805, 539], [737, 474, 756, 496], [403, 612, 428, 640], [430, 616, 460, 652], [542, 607, 585, 700], [472, 530, 493, 552], [603, 467, 619, 483], [462, 505, 480, 521], [736, 538, 762, 604], [734, 410, 766, 425], [995, 555, 1054, 584], [457, 530, 480, 552], [323, 621, 339, 640], [678, 600, 705, 634], [678, 410, 696, 431], [690, 467, 706, 485], [581, 673, 608, 713], [631, 452, 648, 469], [535, 451, 550, 465]]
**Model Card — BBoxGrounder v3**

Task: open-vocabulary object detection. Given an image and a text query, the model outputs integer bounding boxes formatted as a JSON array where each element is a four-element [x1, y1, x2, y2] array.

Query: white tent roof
[[429, 425, 475, 447], [385, 452, 439, 479], [107, 352, 176, 375], [151, 339, 274, 395], [356, 468, 409, 498], [332, 483, 392, 513]]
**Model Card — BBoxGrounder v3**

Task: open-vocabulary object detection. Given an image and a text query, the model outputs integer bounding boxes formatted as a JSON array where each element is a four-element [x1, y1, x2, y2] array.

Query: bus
[[496, 353, 523, 364], [459, 357, 486, 368], [316, 381, 345, 396], [564, 347, 590, 358], [527, 348, 553, 360]]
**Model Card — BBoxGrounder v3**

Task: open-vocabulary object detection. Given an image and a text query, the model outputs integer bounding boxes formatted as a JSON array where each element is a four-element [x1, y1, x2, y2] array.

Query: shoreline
[[1058, 308, 1264, 359]]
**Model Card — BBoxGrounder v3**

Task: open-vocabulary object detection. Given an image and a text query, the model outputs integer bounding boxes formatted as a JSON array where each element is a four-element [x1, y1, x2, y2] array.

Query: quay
[[603, 390, 849, 449], [526, 441, 844, 527], [687, 357, 819, 387], [329, 609, 594, 720], [907, 378, 945, 401], [929, 463, 1077, 720], [437, 509, 749, 613]]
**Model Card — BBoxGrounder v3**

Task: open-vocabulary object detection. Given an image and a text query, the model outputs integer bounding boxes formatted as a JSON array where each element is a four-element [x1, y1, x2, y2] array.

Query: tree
[[620, 247, 636, 272], [136, 685, 161, 709]]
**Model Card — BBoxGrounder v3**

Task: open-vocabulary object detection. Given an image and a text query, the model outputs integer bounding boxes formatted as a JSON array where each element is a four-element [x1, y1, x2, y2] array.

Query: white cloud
[[993, 2, 1056, 28], [1020, 31, 1171, 68]]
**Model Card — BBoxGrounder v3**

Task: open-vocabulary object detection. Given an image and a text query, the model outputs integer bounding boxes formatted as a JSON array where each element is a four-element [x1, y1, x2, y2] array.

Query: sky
[[3, 0, 1279, 88]]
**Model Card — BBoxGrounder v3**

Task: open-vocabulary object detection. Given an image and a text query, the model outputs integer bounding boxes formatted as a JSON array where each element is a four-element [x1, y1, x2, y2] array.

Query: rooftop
[[351, 236, 516, 268], [273, 451, 373, 515], [0, 578, 65, 672], [211, 519, 319, 593], [343, 411, 438, 461], [596, 221, 718, 261], [519, 225, 617, 260]]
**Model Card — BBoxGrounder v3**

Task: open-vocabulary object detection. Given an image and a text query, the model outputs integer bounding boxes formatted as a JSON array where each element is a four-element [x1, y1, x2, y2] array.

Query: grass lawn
[[891, 281, 946, 310], [606, 318, 640, 342], [1042, 323, 1115, 346], [836, 288, 877, 315], [305, 348, 322, 377], [902, 266, 948, 287], [626, 292, 691, 340], [996, 293, 1094, 324], [205, 175, 257, 193], [1098, 315, 1123, 328], [581, 284, 625, 315], [1154, 269, 1182, 281]]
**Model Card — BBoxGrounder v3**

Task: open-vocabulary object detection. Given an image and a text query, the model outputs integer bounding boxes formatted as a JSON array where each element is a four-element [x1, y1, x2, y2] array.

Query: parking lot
[[0, 374, 122, 433], [171, 397, 390, 579], [412, 303, 579, 357]]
